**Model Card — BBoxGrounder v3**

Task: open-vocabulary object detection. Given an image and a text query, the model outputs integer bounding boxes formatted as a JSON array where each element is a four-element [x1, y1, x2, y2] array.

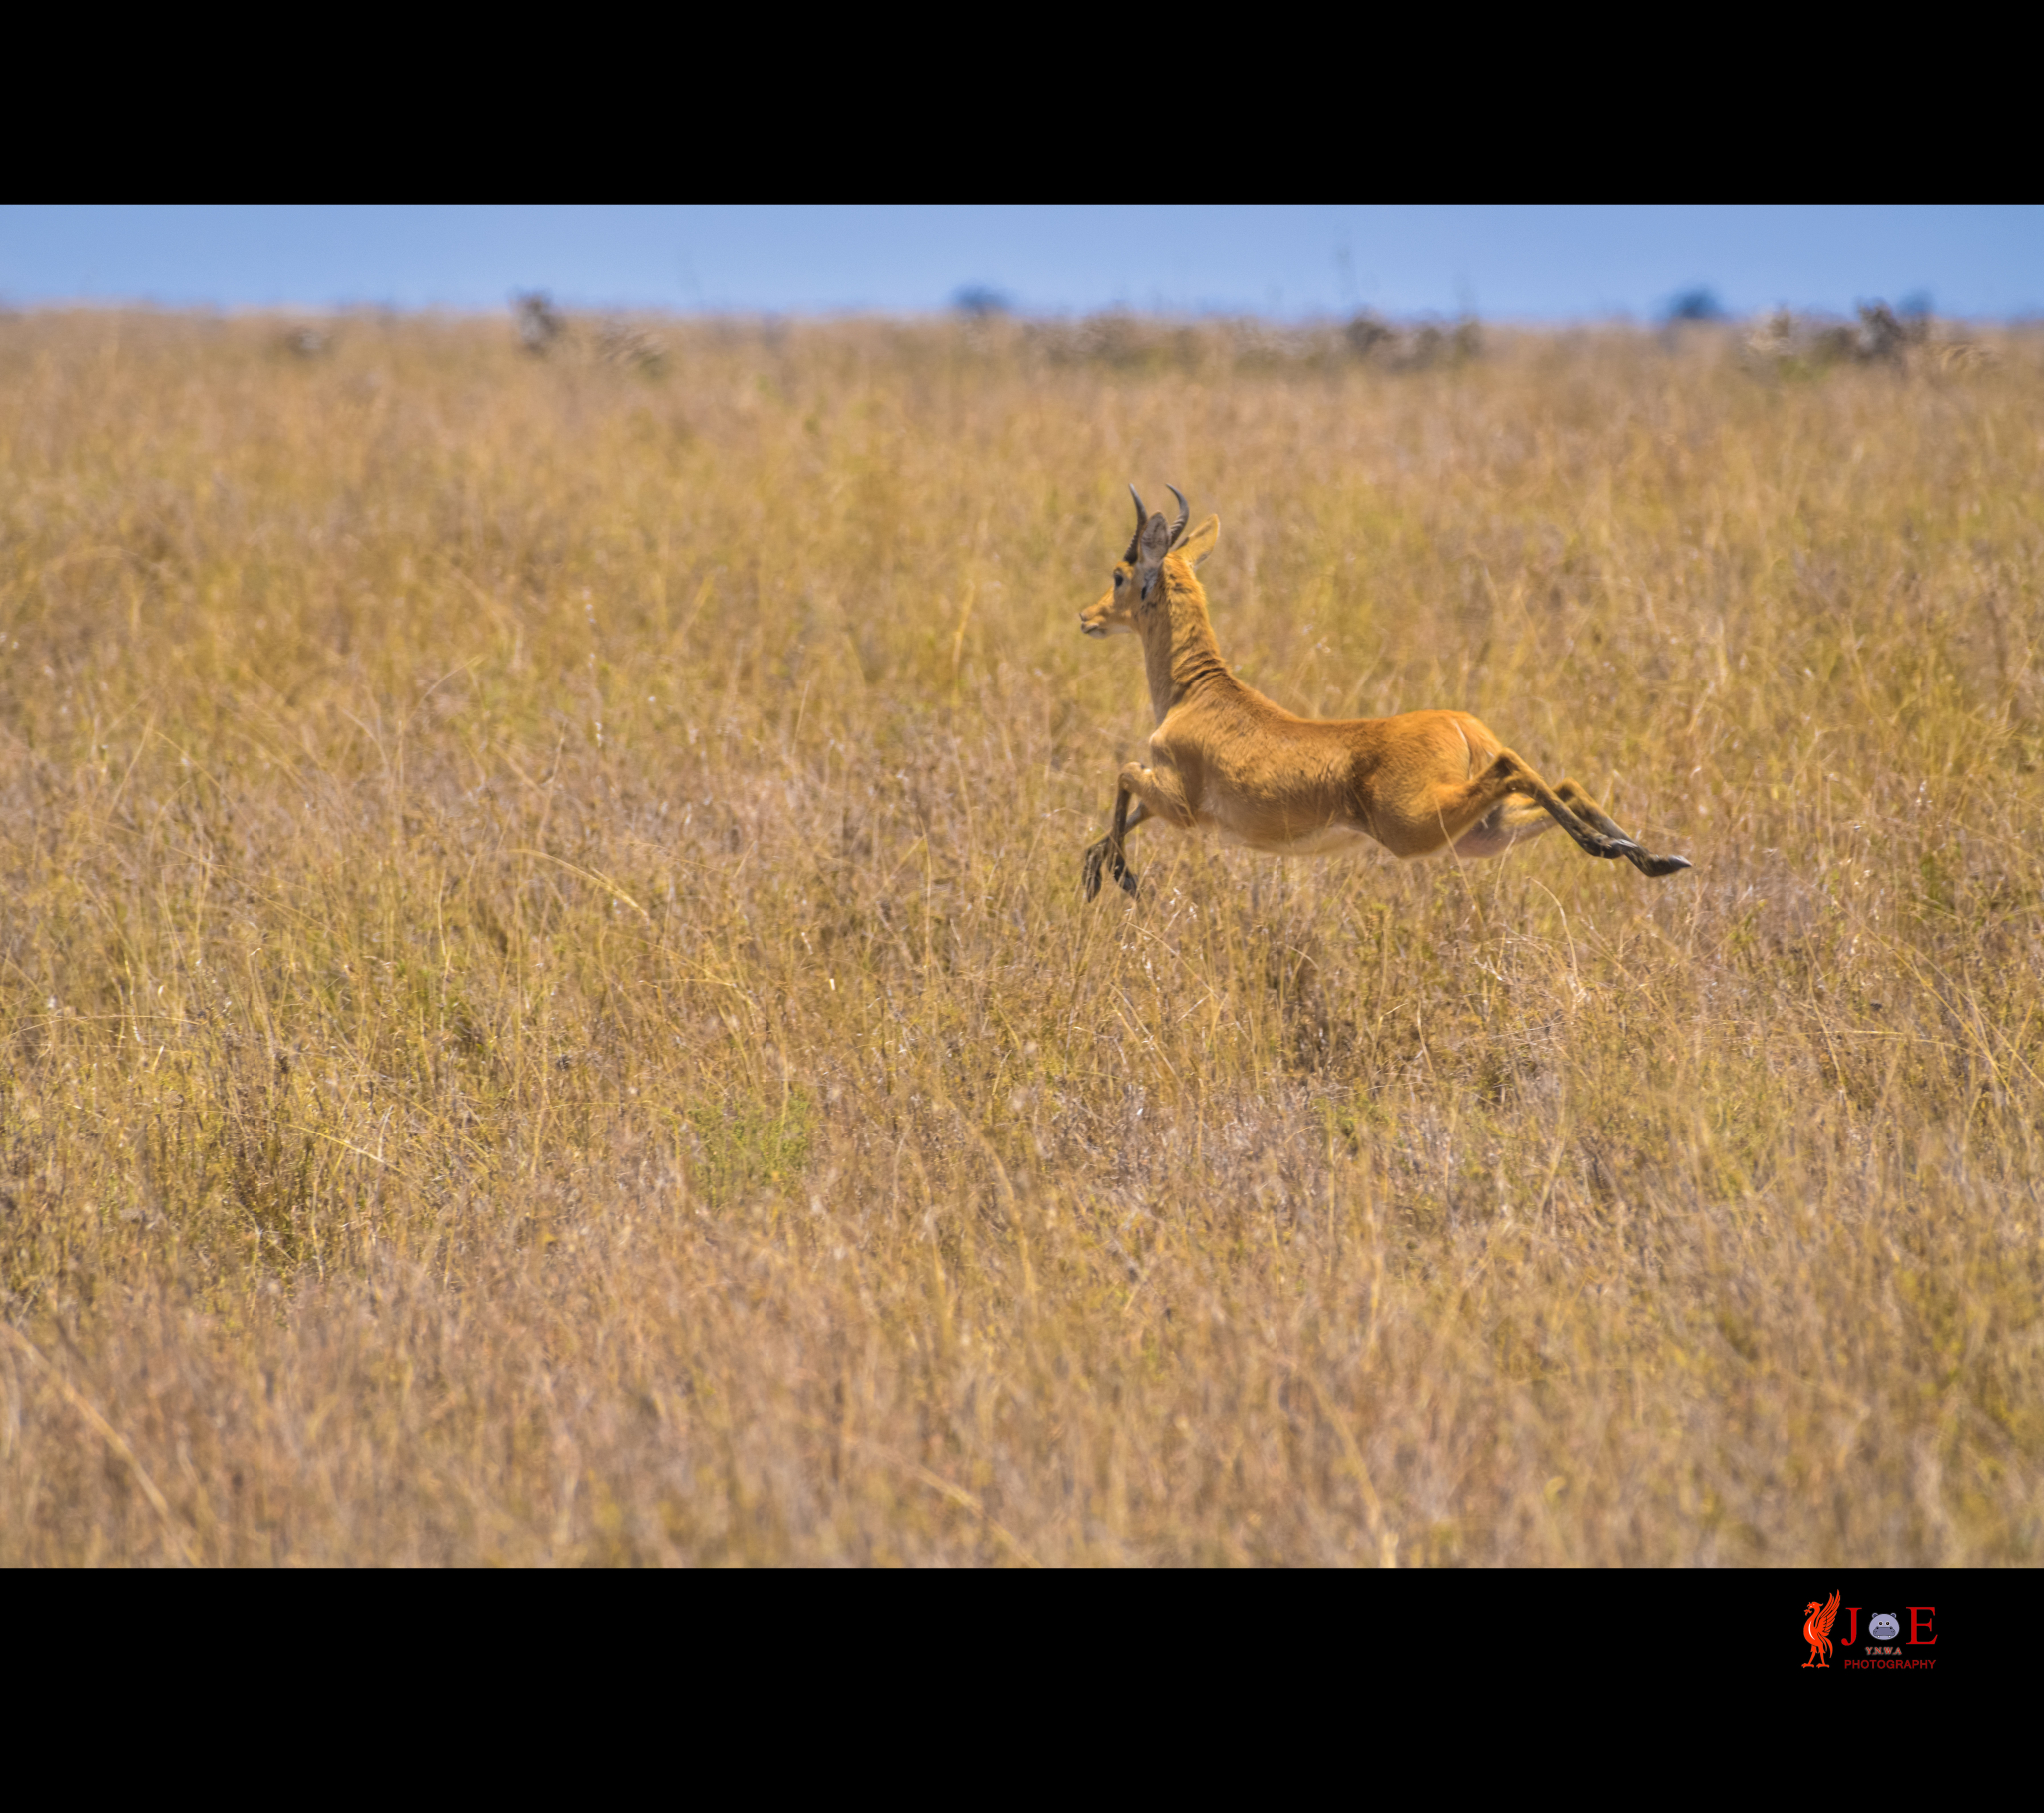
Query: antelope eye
[[1113, 572, 1124, 588]]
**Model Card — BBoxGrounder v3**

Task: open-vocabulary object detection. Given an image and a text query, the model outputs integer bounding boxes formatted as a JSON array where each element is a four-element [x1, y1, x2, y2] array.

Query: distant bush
[[1664, 287, 1726, 323], [513, 290, 564, 354], [1025, 310, 1482, 375], [1743, 301, 1974, 375], [595, 319, 668, 375], [952, 285, 1012, 318], [1343, 312, 1395, 356]]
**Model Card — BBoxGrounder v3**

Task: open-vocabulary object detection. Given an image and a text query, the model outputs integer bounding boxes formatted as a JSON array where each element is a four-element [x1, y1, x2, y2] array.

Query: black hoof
[[1637, 853, 1693, 878], [1083, 840, 1132, 901]]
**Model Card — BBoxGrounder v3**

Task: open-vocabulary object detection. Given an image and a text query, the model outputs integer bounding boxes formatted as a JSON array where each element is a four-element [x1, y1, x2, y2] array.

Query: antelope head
[[1078, 484, 1199, 637]]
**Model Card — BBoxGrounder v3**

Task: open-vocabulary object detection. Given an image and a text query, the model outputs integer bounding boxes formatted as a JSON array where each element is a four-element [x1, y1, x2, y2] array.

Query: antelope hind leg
[[1552, 780, 1692, 878], [1453, 798, 1559, 858], [1423, 750, 1636, 862]]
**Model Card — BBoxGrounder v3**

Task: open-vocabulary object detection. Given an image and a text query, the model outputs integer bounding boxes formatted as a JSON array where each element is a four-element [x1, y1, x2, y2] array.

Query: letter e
[[1907, 1607, 1936, 1645]]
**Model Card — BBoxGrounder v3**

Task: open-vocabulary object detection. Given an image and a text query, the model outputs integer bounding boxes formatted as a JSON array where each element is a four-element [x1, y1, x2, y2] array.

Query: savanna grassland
[[3, 309, 2041, 1565]]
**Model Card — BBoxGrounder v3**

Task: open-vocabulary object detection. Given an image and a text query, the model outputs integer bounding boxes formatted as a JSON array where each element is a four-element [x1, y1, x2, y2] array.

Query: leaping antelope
[[1079, 486, 1691, 899]]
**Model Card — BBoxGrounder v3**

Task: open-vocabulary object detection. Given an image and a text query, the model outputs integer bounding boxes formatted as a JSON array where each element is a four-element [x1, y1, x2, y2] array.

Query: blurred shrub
[[1743, 301, 1977, 376], [513, 290, 564, 354], [1664, 287, 1727, 323], [952, 285, 1013, 317], [595, 319, 669, 375], [1024, 310, 1483, 375]]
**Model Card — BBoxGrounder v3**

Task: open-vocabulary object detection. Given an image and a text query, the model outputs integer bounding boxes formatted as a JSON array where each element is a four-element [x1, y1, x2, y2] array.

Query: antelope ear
[[1176, 514, 1220, 567], [1135, 511, 1174, 598]]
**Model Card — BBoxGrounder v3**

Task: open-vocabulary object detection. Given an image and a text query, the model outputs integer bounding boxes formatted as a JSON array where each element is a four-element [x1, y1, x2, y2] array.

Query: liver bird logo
[[1802, 1591, 1841, 1667]]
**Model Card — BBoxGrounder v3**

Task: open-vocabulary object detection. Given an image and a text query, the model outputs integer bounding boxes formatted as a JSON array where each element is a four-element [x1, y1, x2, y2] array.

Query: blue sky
[[3, 205, 2038, 321]]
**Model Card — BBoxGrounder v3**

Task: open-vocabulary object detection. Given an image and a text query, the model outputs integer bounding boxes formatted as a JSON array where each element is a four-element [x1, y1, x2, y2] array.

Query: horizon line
[[5, 297, 2036, 328]]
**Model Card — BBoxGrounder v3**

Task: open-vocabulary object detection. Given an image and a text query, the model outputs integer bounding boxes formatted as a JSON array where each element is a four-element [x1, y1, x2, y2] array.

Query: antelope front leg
[[1120, 759, 1196, 829], [1102, 760, 1196, 897], [1083, 792, 1150, 900]]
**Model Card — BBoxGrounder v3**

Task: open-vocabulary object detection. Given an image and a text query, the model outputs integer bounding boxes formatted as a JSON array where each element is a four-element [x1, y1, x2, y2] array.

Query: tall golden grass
[[2, 309, 2040, 1565]]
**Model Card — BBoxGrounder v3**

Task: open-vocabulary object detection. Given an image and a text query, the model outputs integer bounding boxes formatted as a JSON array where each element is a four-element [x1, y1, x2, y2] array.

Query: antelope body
[[1079, 487, 1690, 898]]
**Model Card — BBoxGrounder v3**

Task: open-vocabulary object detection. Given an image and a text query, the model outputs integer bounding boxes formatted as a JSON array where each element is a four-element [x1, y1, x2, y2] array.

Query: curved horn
[[1166, 485, 1191, 550], [1125, 484, 1148, 561]]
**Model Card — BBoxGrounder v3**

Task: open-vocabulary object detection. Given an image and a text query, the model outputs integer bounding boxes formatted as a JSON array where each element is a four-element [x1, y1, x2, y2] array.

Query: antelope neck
[[1141, 571, 1231, 723]]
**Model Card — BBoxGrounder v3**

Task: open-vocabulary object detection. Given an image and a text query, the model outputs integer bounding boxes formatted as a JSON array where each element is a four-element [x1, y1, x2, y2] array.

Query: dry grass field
[[3, 309, 2041, 1565]]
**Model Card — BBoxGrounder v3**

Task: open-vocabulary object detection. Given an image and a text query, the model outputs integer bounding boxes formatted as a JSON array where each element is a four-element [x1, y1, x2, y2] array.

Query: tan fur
[[1078, 498, 1691, 899]]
